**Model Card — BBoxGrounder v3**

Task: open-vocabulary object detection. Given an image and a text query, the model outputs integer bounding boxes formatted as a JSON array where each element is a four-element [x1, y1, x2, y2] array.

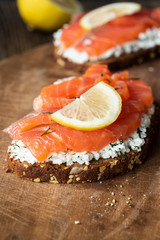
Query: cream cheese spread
[[8, 105, 155, 166], [53, 27, 160, 64]]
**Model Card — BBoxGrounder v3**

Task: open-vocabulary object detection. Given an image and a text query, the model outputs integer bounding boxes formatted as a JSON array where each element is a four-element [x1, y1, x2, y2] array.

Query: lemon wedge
[[51, 82, 122, 131], [17, 0, 82, 31], [80, 2, 141, 30]]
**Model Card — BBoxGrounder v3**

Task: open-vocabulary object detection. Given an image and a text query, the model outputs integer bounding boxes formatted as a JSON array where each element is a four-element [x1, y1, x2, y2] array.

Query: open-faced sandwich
[[54, 2, 160, 71], [4, 64, 157, 183]]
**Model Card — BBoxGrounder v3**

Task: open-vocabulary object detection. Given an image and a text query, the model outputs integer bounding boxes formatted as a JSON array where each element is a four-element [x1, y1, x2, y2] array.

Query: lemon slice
[[17, 0, 83, 31], [80, 2, 141, 30], [51, 82, 122, 131]]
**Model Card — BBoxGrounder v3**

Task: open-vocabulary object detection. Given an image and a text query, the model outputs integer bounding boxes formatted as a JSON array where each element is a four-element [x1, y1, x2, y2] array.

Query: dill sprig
[[110, 140, 124, 147], [13, 143, 20, 148], [137, 128, 142, 138], [41, 128, 55, 137], [105, 78, 111, 84], [42, 112, 53, 114]]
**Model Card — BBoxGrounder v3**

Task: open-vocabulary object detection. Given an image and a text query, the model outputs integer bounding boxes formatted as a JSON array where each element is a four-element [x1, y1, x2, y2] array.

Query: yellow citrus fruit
[[51, 82, 122, 131], [80, 2, 141, 30], [17, 0, 82, 31]]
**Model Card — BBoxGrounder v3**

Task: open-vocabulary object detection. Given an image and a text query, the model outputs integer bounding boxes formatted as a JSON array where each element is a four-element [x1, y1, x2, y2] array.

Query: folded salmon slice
[[126, 79, 153, 106], [60, 9, 160, 57], [19, 125, 67, 161], [33, 65, 129, 112], [4, 111, 56, 140]]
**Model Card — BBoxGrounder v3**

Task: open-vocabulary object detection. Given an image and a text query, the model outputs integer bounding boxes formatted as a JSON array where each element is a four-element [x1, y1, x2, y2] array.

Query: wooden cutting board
[[0, 43, 160, 240]]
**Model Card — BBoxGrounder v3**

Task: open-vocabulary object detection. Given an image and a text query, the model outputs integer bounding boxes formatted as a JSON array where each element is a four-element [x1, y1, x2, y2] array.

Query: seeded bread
[[54, 44, 160, 72], [6, 106, 159, 183]]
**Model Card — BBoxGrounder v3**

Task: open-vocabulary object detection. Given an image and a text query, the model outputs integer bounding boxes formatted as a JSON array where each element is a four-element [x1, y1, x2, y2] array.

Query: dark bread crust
[[54, 43, 160, 72], [6, 107, 159, 183]]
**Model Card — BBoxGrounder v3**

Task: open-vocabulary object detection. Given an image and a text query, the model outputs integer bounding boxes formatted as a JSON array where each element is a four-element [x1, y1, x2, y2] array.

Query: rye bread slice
[[6, 106, 159, 184], [54, 43, 160, 72]]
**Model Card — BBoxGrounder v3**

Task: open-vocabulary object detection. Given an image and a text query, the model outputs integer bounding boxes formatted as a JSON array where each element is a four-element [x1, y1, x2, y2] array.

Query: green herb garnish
[[105, 78, 111, 84], [119, 151, 125, 157], [13, 143, 20, 148], [115, 88, 119, 90], [41, 128, 55, 137], [137, 128, 142, 138], [134, 146, 140, 150], [42, 112, 53, 114], [110, 142, 118, 147], [111, 140, 124, 147]]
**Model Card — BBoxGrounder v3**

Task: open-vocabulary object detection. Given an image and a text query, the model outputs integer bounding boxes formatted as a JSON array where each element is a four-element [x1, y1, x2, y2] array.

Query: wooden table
[[0, 1, 160, 240], [0, 43, 160, 240]]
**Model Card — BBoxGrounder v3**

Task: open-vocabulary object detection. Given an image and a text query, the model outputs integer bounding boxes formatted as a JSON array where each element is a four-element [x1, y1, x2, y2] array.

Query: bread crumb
[[121, 193, 125, 196], [74, 220, 81, 225], [111, 192, 115, 196], [57, 58, 65, 66], [105, 202, 110, 206], [90, 196, 95, 203]]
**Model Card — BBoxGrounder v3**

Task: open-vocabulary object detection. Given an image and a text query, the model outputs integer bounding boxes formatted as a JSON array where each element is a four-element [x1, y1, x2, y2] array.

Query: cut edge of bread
[[6, 106, 159, 183]]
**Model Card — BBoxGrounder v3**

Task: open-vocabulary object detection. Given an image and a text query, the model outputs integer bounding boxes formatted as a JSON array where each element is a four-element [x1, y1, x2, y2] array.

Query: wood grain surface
[[0, 44, 160, 240]]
